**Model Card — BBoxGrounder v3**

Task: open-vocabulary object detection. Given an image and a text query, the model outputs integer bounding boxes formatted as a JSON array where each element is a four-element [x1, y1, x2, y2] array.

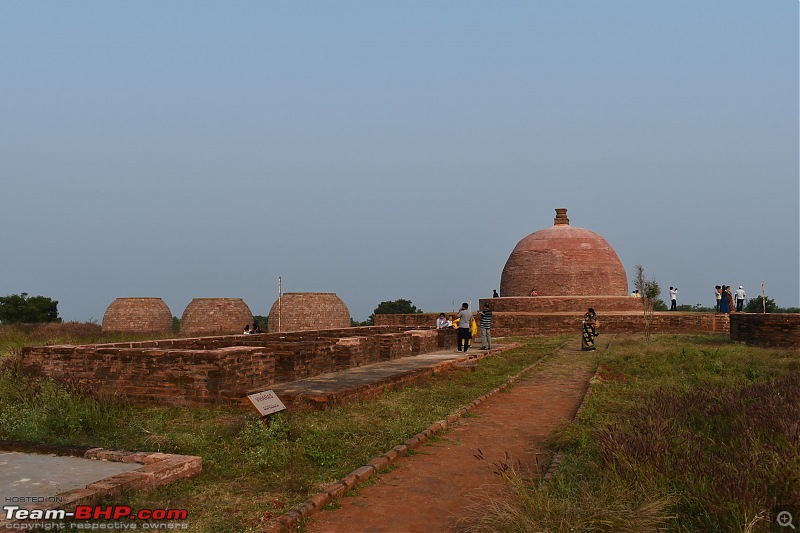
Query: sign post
[[247, 390, 286, 426], [278, 276, 282, 333]]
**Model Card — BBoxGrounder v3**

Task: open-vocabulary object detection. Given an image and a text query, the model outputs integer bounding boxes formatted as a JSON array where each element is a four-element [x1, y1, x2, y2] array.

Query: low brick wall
[[377, 312, 729, 336], [20, 326, 456, 408], [491, 312, 726, 336], [730, 313, 800, 348], [374, 313, 441, 328]]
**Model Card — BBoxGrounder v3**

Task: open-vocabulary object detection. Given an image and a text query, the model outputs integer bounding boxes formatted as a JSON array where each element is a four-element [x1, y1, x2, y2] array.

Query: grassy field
[[3, 325, 798, 532], [0, 324, 567, 532], [460, 334, 800, 533]]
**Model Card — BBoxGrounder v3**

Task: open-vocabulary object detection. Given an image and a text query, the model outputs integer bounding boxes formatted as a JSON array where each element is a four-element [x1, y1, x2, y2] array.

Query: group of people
[[716, 285, 746, 313], [434, 282, 750, 354], [242, 323, 263, 334], [436, 302, 494, 352], [438, 299, 602, 352]]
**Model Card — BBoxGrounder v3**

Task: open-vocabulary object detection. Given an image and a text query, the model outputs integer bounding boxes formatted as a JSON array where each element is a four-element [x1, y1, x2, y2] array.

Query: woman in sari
[[582, 308, 598, 351], [719, 285, 731, 314], [726, 285, 735, 313]]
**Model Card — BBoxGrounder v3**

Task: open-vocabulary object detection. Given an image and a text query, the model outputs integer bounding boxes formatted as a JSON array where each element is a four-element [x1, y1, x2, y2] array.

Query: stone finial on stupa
[[554, 208, 569, 226]]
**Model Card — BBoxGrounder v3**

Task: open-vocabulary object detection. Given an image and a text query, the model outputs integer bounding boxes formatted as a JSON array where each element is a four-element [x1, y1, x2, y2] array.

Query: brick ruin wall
[[729, 313, 800, 348], [21, 326, 456, 408], [102, 298, 173, 334], [376, 312, 730, 336]]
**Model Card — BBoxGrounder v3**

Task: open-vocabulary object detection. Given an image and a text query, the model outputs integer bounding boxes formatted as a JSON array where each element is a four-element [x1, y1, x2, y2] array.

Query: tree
[[744, 296, 778, 314], [373, 299, 422, 315], [633, 265, 661, 342], [365, 299, 423, 325], [253, 315, 269, 330], [0, 293, 61, 324]]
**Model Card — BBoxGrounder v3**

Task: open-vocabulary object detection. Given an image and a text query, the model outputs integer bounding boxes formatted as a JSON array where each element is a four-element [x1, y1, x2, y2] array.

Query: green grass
[[8, 326, 795, 532], [0, 325, 566, 532], [460, 334, 800, 533]]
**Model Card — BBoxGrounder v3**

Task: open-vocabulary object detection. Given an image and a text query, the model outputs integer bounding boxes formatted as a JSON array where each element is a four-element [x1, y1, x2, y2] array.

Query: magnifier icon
[[778, 511, 796, 529]]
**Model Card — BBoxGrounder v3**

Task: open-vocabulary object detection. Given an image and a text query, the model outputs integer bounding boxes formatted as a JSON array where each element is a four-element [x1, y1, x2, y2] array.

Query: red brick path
[[306, 341, 597, 533]]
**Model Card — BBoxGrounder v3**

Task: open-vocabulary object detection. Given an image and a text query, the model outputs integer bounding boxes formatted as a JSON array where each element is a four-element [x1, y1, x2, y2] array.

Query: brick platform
[[376, 312, 730, 336], [20, 327, 455, 407], [271, 343, 510, 410]]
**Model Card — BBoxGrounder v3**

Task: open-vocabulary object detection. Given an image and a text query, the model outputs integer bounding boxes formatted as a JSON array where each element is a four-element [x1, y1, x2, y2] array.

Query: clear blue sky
[[1, 1, 798, 322]]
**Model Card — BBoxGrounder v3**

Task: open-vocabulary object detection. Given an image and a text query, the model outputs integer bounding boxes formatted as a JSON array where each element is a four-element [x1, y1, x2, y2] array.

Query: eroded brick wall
[[21, 326, 455, 407], [730, 313, 800, 348]]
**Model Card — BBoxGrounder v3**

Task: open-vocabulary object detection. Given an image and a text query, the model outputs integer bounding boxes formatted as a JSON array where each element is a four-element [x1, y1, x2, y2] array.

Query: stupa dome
[[500, 208, 628, 297], [180, 298, 253, 336], [268, 292, 351, 333], [102, 298, 173, 333]]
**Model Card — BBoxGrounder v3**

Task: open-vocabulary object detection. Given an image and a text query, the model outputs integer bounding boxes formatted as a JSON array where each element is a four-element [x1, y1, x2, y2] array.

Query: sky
[[1, 1, 798, 323]]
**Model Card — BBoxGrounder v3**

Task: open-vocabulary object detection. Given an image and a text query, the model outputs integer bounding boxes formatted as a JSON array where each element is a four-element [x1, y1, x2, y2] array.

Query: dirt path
[[306, 340, 598, 533]]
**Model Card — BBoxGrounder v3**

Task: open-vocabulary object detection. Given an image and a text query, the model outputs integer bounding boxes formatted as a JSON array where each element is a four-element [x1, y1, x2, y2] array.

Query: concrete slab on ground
[[272, 345, 509, 409], [0, 452, 140, 503]]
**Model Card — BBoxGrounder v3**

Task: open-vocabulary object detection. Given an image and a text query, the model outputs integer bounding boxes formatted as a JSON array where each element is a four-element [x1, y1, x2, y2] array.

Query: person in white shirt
[[436, 313, 451, 329], [669, 287, 678, 311], [735, 286, 746, 312], [455, 303, 473, 352]]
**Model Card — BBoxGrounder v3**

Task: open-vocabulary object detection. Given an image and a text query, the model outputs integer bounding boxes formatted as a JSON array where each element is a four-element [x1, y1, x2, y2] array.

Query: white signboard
[[247, 390, 286, 417]]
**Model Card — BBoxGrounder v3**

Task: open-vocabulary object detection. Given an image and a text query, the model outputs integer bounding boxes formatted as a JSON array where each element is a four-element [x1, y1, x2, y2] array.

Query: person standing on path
[[735, 286, 746, 312], [715, 285, 722, 312], [669, 286, 678, 311], [479, 303, 493, 350], [581, 308, 598, 351], [455, 302, 473, 352]]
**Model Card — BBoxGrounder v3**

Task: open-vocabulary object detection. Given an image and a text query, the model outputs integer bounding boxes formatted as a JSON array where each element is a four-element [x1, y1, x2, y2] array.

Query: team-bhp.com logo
[[3, 505, 188, 529]]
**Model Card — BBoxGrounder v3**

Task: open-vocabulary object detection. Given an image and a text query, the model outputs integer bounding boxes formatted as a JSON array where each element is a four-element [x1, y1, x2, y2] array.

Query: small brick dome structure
[[267, 292, 351, 333], [102, 298, 173, 334], [180, 298, 254, 336], [500, 208, 628, 297]]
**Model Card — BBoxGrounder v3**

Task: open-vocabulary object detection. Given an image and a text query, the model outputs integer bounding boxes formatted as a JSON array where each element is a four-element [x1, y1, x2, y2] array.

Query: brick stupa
[[180, 298, 254, 336], [485, 208, 640, 313], [102, 298, 173, 334], [268, 292, 351, 333]]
